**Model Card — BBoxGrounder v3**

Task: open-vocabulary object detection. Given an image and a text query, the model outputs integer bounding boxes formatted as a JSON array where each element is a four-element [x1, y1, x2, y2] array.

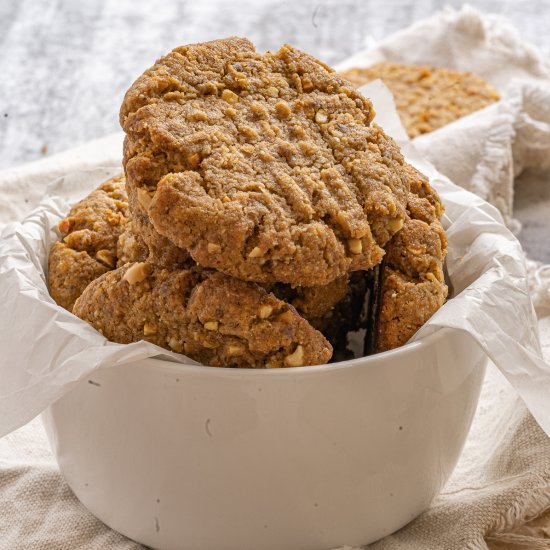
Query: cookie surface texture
[[73, 264, 332, 368], [121, 37, 410, 286]]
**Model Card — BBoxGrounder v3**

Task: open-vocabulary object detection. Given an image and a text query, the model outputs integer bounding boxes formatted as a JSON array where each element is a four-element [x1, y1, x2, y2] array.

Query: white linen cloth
[[2, 6, 550, 549]]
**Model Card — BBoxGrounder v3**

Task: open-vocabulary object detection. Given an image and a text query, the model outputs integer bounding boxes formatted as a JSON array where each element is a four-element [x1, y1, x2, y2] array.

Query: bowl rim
[[115, 326, 455, 378]]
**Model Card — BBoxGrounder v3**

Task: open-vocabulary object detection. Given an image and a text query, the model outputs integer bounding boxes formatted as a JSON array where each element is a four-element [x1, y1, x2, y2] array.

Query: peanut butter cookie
[[376, 167, 448, 351], [73, 263, 332, 368], [121, 37, 410, 286], [341, 62, 499, 138], [48, 175, 129, 311]]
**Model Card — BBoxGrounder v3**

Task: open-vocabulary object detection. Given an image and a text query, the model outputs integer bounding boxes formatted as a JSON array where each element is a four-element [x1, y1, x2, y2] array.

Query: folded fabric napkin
[[1, 6, 550, 550]]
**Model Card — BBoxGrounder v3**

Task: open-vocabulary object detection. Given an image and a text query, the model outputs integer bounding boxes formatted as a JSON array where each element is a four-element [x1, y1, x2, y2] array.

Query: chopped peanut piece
[[315, 111, 328, 124], [189, 109, 208, 122], [275, 101, 292, 119], [221, 89, 239, 104], [137, 188, 152, 210], [277, 310, 295, 323], [389, 218, 404, 233], [227, 344, 243, 356], [168, 337, 183, 353], [348, 238, 362, 254], [143, 323, 157, 336], [123, 262, 149, 284], [96, 249, 116, 268], [259, 305, 273, 319], [409, 245, 426, 255], [204, 321, 219, 331], [285, 344, 304, 367], [248, 246, 263, 258]]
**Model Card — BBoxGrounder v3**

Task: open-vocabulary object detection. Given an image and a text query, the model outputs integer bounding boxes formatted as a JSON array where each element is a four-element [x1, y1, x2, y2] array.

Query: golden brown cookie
[[376, 167, 448, 351], [341, 62, 499, 138], [73, 263, 332, 368], [48, 175, 129, 311], [120, 37, 411, 286]]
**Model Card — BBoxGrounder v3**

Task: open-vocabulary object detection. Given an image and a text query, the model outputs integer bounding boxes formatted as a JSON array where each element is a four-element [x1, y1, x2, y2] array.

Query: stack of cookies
[[48, 38, 448, 368]]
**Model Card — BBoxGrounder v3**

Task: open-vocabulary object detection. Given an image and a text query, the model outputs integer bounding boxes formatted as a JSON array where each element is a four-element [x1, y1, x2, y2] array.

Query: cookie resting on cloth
[[73, 264, 332, 368], [120, 37, 410, 286], [341, 62, 499, 138]]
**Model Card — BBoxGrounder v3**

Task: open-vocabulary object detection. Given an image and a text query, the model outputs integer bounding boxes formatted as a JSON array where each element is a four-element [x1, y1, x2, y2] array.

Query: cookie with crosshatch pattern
[[120, 37, 411, 287]]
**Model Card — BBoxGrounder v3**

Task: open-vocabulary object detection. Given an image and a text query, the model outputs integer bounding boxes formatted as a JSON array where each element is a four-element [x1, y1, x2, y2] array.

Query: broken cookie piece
[[73, 264, 332, 368]]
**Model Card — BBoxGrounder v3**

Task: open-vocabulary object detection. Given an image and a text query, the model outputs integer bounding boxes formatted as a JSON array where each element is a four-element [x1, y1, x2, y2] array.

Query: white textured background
[[1, 0, 550, 262]]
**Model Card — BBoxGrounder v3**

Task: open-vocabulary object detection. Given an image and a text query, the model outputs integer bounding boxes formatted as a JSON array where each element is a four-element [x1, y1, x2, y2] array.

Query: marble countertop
[[1, 0, 549, 262]]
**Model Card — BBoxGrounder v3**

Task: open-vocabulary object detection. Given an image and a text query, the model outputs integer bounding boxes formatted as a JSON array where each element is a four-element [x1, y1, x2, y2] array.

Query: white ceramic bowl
[[42, 326, 486, 549]]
